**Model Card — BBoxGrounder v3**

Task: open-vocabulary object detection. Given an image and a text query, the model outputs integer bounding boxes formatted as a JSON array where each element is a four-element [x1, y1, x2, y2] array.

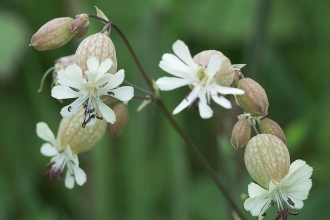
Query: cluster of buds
[[228, 67, 312, 219], [32, 8, 132, 189]]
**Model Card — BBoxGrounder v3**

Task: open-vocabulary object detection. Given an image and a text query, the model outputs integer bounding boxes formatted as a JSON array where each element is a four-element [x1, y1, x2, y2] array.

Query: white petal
[[94, 74, 112, 87], [173, 86, 201, 114], [36, 122, 56, 143], [57, 65, 84, 89], [102, 70, 125, 91], [98, 101, 116, 124], [87, 57, 99, 72], [211, 95, 232, 109], [65, 170, 75, 189], [60, 97, 86, 118], [248, 182, 268, 198], [159, 54, 198, 79], [213, 84, 245, 95], [198, 94, 213, 119], [40, 143, 58, 156], [110, 86, 134, 101], [172, 40, 200, 70], [72, 165, 87, 186], [282, 160, 313, 187], [51, 85, 81, 99], [156, 77, 192, 91], [96, 58, 113, 79], [205, 55, 222, 82]]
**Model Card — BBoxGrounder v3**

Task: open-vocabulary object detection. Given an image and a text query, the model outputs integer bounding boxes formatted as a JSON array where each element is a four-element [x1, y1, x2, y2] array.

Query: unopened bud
[[70, 14, 89, 38], [236, 78, 269, 116], [230, 119, 251, 149], [55, 54, 76, 69], [193, 50, 235, 87], [56, 107, 107, 154], [75, 33, 117, 73], [30, 17, 75, 51], [107, 103, 129, 138], [258, 118, 287, 144], [244, 134, 290, 188]]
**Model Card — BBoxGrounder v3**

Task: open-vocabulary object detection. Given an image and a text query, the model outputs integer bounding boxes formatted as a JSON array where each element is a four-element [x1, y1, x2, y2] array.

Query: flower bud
[[230, 119, 251, 149], [244, 134, 290, 188], [236, 78, 269, 116], [258, 118, 287, 144], [75, 33, 117, 73], [107, 103, 129, 138], [55, 54, 76, 69], [30, 17, 75, 51], [70, 14, 89, 38], [56, 107, 107, 154], [193, 50, 235, 87]]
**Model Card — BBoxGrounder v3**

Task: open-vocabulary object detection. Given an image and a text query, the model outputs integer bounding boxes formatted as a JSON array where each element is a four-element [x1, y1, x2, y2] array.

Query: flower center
[[196, 69, 209, 86]]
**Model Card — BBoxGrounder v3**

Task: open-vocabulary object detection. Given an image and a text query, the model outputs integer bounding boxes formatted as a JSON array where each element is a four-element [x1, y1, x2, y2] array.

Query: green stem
[[88, 14, 246, 219]]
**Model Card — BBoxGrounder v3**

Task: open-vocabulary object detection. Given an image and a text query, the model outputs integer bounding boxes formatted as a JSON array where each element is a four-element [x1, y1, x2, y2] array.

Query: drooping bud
[[258, 118, 287, 144], [107, 103, 129, 138], [193, 50, 235, 87], [30, 17, 75, 51], [230, 119, 251, 149], [75, 33, 117, 73], [56, 107, 107, 154], [244, 134, 290, 188], [236, 78, 269, 116], [70, 14, 89, 38]]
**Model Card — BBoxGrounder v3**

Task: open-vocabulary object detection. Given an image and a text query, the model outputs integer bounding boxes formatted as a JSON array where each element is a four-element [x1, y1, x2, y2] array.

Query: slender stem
[[133, 95, 152, 100], [112, 22, 246, 219], [88, 14, 247, 219], [252, 124, 260, 135], [156, 100, 246, 219], [124, 80, 153, 95], [110, 22, 154, 91]]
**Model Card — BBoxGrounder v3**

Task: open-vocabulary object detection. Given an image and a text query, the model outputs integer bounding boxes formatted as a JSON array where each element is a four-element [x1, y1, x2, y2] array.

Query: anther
[[68, 106, 72, 112], [288, 211, 299, 216], [107, 91, 115, 96], [287, 198, 295, 206], [96, 115, 103, 120], [45, 161, 56, 167], [271, 200, 275, 206]]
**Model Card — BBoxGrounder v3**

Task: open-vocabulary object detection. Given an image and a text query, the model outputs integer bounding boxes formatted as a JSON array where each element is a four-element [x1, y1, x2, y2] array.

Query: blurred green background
[[0, 0, 329, 219]]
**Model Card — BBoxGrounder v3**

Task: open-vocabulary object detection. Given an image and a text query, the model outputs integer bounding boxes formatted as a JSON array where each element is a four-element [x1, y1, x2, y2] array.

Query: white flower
[[51, 57, 134, 127], [37, 122, 87, 189], [244, 160, 313, 220], [156, 40, 244, 118]]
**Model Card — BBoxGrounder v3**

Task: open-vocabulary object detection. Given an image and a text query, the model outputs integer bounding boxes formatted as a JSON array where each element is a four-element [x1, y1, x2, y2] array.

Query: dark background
[[0, 0, 329, 219]]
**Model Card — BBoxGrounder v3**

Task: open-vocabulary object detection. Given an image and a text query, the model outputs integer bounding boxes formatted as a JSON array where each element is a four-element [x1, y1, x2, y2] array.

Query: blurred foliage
[[0, 0, 329, 219]]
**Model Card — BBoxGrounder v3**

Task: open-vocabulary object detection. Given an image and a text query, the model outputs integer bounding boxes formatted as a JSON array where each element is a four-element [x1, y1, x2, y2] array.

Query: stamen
[[288, 211, 299, 216], [68, 106, 72, 112], [45, 161, 56, 167], [262, 212, 266, 217], [283, 210, 288, 220], [107, 91, 115, 96], [287, 198, 295, 206], [271, 200, 275, 206], [38, 66, 56, 92], [275, 210, 284, 220], [96, 115, 103, 120]]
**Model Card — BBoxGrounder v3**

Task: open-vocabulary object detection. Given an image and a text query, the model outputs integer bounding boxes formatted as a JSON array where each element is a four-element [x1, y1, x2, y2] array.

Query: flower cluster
[[32, 10, 133, 188], [31, 10, 313, 220]]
